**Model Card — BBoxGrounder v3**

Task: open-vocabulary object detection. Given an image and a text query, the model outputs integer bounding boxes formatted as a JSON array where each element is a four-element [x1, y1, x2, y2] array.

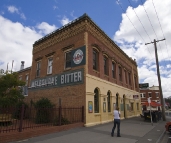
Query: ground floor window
[[94, 88, 99, 113], [107, 91, 111, 112], [131, 103, 134, 111], [137, 103, 139, 110]]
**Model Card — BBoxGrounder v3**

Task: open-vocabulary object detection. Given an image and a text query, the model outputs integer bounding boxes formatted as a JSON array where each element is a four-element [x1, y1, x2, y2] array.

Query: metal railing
[[0, 105, 84, 133]]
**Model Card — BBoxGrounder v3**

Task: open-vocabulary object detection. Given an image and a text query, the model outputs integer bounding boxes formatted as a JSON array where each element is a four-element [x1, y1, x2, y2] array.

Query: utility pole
[[145, 39, 166, 121]]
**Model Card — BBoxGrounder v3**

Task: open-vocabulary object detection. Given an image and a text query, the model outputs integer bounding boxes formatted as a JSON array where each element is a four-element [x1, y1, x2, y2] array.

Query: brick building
[[18, 14, 141, 126], [140, 85, 161, 110]]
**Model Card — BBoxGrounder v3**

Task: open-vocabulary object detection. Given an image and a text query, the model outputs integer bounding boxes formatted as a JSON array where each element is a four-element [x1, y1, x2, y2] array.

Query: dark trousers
[[111, 119, 120, 136]]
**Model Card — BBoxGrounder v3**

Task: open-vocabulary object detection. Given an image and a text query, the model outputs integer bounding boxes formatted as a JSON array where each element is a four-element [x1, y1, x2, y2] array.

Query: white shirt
[[113, 110, 120, 119]]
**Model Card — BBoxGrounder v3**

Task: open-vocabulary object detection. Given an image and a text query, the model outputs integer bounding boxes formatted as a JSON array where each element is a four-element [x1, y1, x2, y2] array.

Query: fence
[[0, 105, 84, 133]]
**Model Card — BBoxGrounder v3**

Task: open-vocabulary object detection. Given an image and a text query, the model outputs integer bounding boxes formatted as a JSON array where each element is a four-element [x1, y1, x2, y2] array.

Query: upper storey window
[[36, 61, 41, 77], [112, 62, 116, 78], [47, 58, 53, 74], [119, 66, 122, 81], [134, 75, 137, 88], [104, 56, 108, 75], [25, 74, 29, 86], [124, 70, 127, 84], [93, 49, 99, 71], [65, 51, 71, 69], [128, 72, 131, 85]]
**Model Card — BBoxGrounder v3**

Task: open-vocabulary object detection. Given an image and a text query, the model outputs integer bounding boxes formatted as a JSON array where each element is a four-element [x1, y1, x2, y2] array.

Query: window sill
[[93, 69, 99, 73], [64, 67, 72, 71], [94, 113, 101, 116], [47, 73, 52, 76]]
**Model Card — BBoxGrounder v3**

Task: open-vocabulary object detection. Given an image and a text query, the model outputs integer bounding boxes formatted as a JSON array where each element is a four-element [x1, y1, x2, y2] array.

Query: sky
[[0, 0, 171, 98]]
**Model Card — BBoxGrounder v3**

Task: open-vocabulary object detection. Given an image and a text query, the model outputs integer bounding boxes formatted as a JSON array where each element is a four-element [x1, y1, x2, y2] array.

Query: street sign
[[148, 98, 151, 103], [139, 83, 149, 88]]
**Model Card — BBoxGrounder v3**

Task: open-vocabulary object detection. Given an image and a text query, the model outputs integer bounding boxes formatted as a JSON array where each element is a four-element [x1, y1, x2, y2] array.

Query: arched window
[[107, 91, 111, 112], [94, 88, 99, 113], [116, 93, 119, 107]]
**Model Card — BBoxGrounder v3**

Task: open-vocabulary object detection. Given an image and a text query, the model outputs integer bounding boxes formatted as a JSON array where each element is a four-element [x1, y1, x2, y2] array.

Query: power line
[[151, 0, 171, 65], [116, 0, 153, 58], [127, 0, 151, 41]]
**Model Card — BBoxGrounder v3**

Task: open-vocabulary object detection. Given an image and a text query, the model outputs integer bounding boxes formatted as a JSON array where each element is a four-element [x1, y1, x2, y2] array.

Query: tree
[[0, 72, 25, 107]]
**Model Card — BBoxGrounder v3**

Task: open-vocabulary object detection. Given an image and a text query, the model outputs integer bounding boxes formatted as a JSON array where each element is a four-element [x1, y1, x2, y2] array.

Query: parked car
[[165, 121, 171, 133]]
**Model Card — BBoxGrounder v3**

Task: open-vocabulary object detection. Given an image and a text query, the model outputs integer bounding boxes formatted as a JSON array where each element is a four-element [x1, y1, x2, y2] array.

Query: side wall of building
[[27, 32, 86, 108]]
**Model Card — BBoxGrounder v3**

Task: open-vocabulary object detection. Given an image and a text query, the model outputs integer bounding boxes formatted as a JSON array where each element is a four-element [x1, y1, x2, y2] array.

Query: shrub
[[34, 98, 54, 124], [53, 116, 71, 126]]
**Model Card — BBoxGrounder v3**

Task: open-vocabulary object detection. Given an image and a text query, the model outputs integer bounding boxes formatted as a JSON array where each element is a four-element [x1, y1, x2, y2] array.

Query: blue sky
[[0, 0, 171, 98]]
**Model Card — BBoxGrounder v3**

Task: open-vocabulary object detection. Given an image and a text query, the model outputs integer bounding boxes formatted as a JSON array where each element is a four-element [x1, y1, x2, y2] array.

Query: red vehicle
[[165, 121, 171, 133]]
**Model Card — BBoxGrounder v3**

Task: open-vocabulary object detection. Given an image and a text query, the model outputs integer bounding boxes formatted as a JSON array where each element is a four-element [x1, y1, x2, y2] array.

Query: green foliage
[[13, 101, 28, 119], [34, 98, 54, 124], [0, 72, 25, 107], [53, 116, 71, 126]]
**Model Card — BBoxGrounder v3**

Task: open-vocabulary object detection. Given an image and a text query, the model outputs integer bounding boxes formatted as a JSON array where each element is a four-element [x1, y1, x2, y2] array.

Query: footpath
[[9, 116, 168, 143]]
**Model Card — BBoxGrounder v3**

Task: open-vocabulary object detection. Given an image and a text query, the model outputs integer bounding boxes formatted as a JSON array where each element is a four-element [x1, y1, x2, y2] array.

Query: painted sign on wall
[[30, 69, 84, 90], [71, 46, 86, 67]]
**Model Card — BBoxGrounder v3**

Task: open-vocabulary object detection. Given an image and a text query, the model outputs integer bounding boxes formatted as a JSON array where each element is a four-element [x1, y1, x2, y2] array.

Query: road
[[160, 113, 171, 143]]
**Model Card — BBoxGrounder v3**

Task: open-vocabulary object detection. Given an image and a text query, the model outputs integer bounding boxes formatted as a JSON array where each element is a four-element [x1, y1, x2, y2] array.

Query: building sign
[[88, 101, 93, 113], [30, 69, 84, 90], [71, 46, 86, 67], [139, 83, 149, 88], [133, 95, 139, 99]]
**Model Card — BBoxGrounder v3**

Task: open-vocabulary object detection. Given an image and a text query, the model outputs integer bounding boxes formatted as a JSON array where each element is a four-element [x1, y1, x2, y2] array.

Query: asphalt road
[[161, 114, 171, 143]]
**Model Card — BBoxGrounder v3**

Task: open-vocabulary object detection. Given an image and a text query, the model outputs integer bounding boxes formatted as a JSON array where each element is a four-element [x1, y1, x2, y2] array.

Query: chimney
[[20, 61, 25, 70]]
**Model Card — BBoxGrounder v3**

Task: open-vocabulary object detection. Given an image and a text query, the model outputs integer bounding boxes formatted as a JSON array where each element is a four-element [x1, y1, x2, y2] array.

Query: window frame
[[47, 57, 53, 74], [128, 72, 131, 85], [93, 49, 99, 71], [112, 62, 116, 78], [65, 50, 72, 69], [134, 75, 137, 88], [119, 66, 122, 81], [94, 88, 99, 113], [148, 92, 152, 98], [155, 92, 159, 98], [36, 61, 41, 77], [104, 56, 108, 75], [25, 74, 29, 86], [107, 91, 111, 112], [124, 70, 127, 84]]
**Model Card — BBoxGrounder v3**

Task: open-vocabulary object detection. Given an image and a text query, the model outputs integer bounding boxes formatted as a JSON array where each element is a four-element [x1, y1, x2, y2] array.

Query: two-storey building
[[18, 14, 141, 126]]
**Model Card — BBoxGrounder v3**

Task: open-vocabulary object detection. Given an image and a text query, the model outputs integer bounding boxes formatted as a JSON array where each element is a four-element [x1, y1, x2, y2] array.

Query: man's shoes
[[111, 133, 114, 137], [117, 135, 121, 137]]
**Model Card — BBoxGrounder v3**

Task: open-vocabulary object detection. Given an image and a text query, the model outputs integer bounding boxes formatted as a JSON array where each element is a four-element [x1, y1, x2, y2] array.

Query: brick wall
[[87, 33, 139, 92]]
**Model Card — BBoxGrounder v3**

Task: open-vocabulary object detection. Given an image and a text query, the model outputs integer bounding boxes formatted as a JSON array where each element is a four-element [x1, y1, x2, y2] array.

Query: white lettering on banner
[[61, 75, 64, 84], [55, 76, 58, 85], [70, 73, 74, 82], [77, 71, 82, 81], [39, 80, 41, 86], [51, 77, 54, 85], [30, 70, 83, 89], [74, 72, 77, 82]]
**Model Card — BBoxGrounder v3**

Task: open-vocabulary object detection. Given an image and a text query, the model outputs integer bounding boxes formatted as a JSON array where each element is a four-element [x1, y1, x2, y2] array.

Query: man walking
[[111, 106, 121, 137]]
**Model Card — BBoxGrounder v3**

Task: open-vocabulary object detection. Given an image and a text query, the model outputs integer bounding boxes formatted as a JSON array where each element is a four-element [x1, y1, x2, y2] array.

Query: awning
[[141, 101, 162, 107]]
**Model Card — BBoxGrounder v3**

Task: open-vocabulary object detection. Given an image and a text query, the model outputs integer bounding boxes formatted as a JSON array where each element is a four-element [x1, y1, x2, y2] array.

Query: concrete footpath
[[11, 117, 168, 143]]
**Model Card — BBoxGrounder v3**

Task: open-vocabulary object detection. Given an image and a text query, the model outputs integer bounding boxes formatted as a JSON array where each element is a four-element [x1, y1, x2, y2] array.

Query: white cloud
[[53, 5, 58, 10], [7, 5, 26, 20], [36, 22, 57, 35], [0, 15, 58, 72], [7, 6, 18, 13], [114, 0, 171, 98], [59, 16, 71, 26]]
